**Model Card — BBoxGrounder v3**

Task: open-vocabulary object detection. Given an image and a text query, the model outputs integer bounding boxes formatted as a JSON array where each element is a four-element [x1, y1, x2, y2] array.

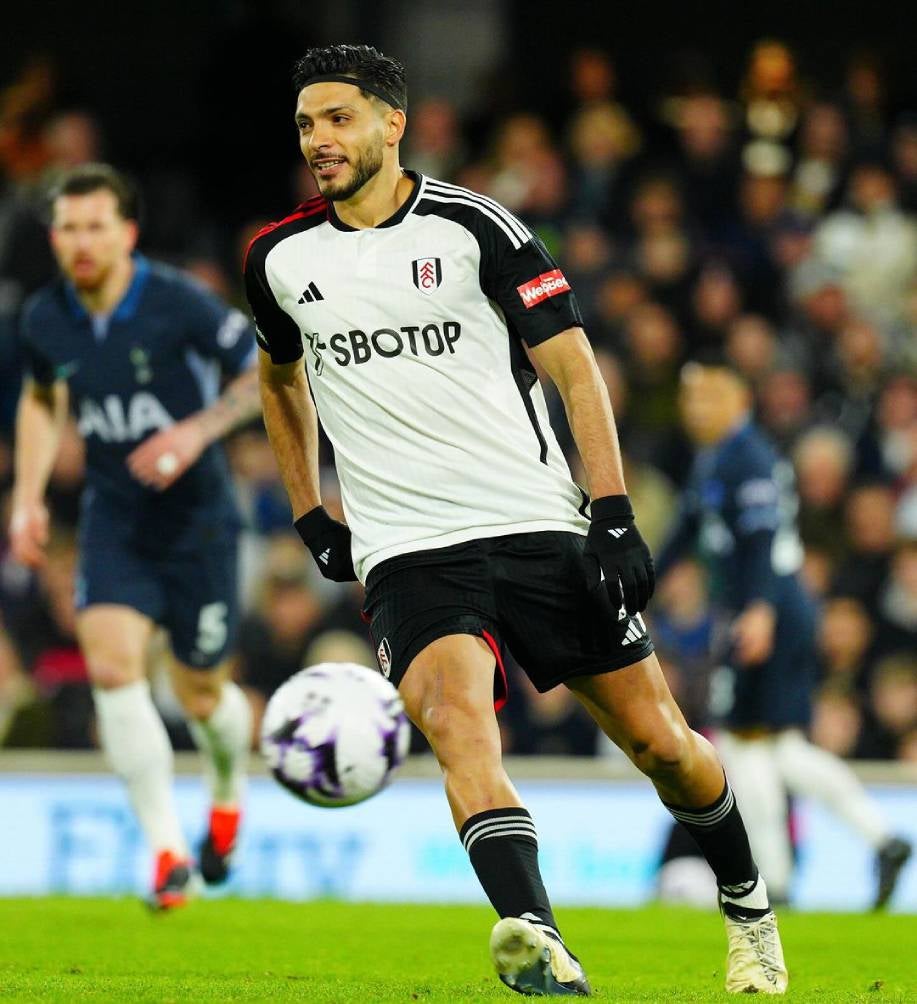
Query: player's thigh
[[492, 531, 653, 693], [76, 604, 157, 688], [398, 632, 502, 759], [363, 540, 502, 708], [565, 652, 692, 764], [76, 501, 166, 676], [169, 655, 234, 721], [159, 534, 239, 671]]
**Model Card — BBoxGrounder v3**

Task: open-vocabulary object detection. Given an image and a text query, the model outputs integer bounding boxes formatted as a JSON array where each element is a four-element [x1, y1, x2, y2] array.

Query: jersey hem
[[357, 517, 588, 582]]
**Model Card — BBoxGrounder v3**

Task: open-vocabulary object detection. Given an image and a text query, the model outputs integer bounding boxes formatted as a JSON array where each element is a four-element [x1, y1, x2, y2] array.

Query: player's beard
[[67, 257, 109, 291], [318, 140, 384, 202]]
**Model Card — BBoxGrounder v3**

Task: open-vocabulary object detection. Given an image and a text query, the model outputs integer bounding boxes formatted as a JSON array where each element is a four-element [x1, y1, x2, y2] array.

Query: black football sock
[[663, 778, 770, 920], [460, 807, 560, 936]]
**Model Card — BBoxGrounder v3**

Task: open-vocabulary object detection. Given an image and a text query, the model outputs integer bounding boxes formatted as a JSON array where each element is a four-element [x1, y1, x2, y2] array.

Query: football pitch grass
[[0, 899, 914, 1002]]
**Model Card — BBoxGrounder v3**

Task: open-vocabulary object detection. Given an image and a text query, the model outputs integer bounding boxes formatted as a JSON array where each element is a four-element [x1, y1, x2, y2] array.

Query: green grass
[[0, 899, 914, 1002]]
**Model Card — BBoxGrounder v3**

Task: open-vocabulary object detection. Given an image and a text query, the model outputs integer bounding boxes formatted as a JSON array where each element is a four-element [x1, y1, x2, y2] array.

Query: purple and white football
[[260, 662, 411, 807]]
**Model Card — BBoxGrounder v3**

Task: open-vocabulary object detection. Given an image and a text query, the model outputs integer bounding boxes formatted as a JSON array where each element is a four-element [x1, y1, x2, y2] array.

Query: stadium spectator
[[818, 596, 876, 688], [400, 98, 464, 182], [813, 161, 917, 328], [793, 426, 856, 558], [724, 314, 779, 386]]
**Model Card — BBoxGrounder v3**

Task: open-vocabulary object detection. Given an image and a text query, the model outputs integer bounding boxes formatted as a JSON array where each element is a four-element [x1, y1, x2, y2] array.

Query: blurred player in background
[[656, 353, 912, 908], [249, 44, 787, 995], [8, 164, 260, 909]]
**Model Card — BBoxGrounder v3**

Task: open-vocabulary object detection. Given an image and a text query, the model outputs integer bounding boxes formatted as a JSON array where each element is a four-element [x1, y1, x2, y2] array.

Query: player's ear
[[386, 109, 406, 147], [124, 219, 140, 252]]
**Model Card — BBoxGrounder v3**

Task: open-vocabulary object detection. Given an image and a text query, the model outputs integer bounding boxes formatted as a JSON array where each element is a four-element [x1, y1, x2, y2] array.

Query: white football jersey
[[245, 172, 589, 581]]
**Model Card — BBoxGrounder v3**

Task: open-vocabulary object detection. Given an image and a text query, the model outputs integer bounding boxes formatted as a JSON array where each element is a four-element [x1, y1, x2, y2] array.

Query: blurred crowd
[[0, 40, 914, 761]]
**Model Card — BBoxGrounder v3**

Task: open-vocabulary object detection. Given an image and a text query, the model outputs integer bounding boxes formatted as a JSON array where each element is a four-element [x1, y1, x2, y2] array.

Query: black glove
[[584, 494, 655, 615], [294, 506, 357, 582]]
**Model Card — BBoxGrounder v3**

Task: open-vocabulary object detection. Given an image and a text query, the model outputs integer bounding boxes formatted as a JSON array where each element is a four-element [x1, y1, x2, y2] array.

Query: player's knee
[[87, 661, 142, 690], [420, 700, 497, 764], [174, 677, 222, 722], [630, 725, 690, 778]]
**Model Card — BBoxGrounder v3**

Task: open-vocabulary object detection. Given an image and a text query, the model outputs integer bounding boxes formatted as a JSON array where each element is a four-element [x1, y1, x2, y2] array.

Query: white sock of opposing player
[[773, 729, 890, 848], [93, 680, 188, 856], [187, 682, 251, 807], [716, 731, 794, 901]]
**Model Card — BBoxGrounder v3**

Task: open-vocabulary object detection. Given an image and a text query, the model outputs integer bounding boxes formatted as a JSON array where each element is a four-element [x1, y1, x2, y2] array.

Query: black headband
[[300, 73, 404, 110]]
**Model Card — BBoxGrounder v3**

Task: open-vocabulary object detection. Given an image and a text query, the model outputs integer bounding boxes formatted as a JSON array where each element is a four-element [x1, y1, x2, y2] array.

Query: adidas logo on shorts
[[319, 548, 330, 565], [621, 612, 647, 646]]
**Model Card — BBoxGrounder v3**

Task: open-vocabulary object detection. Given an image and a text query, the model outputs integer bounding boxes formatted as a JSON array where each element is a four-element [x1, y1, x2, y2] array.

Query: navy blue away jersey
[[657, 420, 807, 613], [20, 256, 256, 522]]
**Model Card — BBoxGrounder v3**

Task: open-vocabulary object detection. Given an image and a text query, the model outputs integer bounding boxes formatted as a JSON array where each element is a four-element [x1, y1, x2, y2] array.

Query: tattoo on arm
[[195, 367, 261, 444]]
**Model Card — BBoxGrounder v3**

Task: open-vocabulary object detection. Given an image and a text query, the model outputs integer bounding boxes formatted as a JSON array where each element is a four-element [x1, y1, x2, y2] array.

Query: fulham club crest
[[412, 257, 442, 295]]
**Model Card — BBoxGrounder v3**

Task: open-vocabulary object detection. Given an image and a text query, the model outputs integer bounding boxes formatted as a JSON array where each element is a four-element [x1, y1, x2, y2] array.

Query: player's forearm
[[551, 354, 626, 500], [532, 329, 627, 498], [12, 382, 67, 506], [193, 365, 261, 446], [258, 356, 322, 520], [563, 374, 627, 498]]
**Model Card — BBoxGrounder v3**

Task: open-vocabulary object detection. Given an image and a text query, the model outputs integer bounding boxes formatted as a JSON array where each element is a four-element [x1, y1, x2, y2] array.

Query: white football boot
[[490, 917, 591, 996], [722, 906, 788, 994]]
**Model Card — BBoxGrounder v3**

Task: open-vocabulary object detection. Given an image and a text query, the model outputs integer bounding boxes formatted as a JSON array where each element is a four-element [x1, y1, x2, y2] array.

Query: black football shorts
[[362, 530, 654, 704]]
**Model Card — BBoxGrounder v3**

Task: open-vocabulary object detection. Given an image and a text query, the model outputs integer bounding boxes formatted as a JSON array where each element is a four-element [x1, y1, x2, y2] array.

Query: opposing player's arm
[[127, 287, 262, 490], [729, 464, 782, 666], [126, 362, 261, 491], [10, 377, 69, 567]]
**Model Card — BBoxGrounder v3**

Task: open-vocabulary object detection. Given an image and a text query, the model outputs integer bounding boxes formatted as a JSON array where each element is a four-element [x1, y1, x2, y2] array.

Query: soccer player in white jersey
[[246, 44, 788, 996]]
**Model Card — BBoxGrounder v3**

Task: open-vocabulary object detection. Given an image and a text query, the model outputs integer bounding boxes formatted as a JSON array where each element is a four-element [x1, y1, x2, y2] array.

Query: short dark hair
[[49, 163, 140, 221], [292, 44, 407, 112], [682, 345, 749, 383]]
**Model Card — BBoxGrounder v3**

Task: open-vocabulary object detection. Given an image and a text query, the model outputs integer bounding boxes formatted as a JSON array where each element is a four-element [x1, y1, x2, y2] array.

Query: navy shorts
[[720, 582, 818, 730], [76, 493, 239, 669], [362, 530, 654, 705]]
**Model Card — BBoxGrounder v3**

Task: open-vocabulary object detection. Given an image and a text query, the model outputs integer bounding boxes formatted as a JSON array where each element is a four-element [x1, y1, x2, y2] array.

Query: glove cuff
[[590, 494, 634, 523], [294, 505, 330, 545]]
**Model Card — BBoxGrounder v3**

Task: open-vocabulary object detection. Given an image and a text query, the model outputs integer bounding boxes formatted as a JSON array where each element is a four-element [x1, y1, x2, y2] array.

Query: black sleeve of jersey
[[479, 225, 583, 347], [18, 298, 57, 385], [185, 284, 257, 377], [243, 238, 304, 364]]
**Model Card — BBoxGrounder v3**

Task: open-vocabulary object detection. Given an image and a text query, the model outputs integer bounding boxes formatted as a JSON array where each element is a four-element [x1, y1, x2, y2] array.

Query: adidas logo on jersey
[[298, 282, 324, 304], [607, 527, 628, 538], [318, 548, 330, 565]]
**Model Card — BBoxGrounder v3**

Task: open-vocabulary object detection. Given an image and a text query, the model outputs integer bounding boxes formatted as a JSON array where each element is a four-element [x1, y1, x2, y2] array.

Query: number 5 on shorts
[[195, 602, 228, 655]]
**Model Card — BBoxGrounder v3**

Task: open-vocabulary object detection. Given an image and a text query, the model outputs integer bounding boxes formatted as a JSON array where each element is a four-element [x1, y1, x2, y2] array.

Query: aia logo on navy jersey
[[412, 257, 442, 295]]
